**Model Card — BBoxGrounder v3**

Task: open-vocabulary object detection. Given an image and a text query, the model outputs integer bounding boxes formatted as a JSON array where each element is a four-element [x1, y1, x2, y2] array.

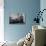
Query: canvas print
[[9, 13, 25, 24]]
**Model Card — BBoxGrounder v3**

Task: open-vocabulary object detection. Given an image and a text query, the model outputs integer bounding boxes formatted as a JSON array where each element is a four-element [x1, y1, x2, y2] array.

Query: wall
[[0, 0, 4, 42], [40, 0, 46, 26], [4, 0, 40, 42]]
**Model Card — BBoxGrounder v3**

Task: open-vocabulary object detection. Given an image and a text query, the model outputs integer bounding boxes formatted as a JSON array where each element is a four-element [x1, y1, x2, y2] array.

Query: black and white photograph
[[9, 13, 25, 24]]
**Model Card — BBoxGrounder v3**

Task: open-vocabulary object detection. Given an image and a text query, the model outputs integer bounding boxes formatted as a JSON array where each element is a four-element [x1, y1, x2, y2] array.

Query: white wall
[[0, 0, 4, 42], [40, 0, 46, 26]]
